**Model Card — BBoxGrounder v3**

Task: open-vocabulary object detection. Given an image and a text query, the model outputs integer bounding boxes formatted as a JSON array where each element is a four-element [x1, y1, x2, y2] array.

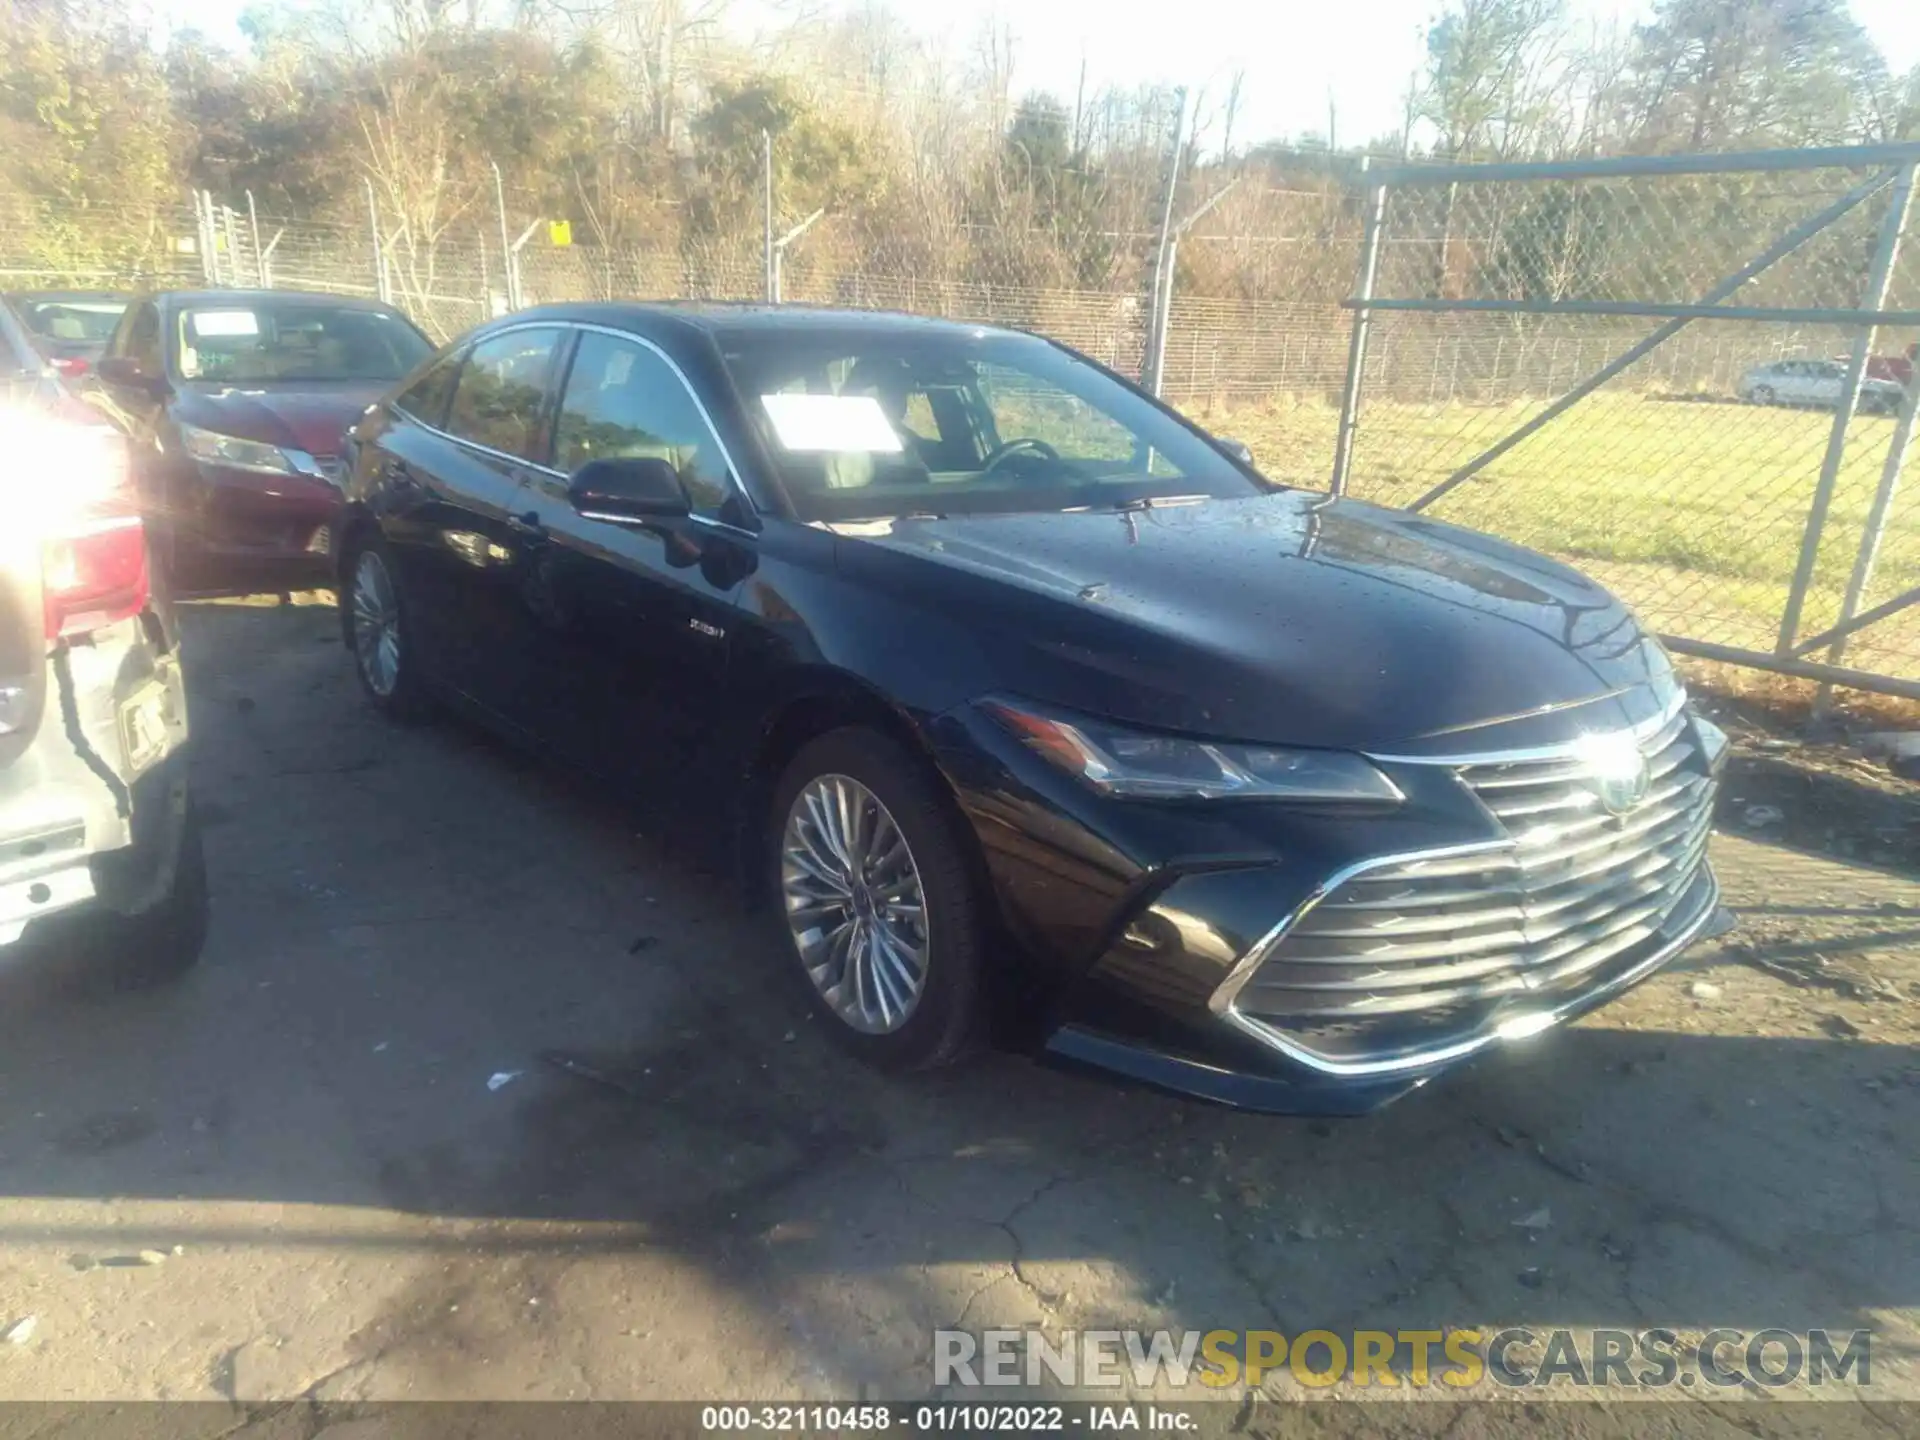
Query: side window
[[394, 349, 464, 429], [553, 332, 733, 512], [124, 303, 163, 376], [442, 328, 562, 461]]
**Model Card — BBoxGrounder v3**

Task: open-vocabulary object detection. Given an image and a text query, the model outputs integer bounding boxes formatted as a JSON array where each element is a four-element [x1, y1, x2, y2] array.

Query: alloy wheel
[[781, 773, 931, 1034], [350, 549, 402, 698]]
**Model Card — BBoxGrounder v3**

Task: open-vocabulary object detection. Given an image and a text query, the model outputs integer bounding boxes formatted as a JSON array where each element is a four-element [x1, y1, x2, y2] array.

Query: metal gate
[[1329, 142, 1920, 703]]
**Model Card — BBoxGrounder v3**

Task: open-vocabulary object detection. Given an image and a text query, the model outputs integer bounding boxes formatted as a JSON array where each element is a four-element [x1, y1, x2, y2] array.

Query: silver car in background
[[0, 313, 206, 991], [1738, 358, 1907, 414]]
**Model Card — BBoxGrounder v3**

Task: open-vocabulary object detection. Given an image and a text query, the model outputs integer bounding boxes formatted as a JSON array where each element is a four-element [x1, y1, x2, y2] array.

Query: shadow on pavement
[[0, 600, 1911, 1399]]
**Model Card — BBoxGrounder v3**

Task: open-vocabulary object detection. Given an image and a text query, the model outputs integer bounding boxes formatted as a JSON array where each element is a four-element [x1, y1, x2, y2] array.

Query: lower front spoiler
[[1041, 870, 1732, 1117], [1044, 1025, 1433, 1116]]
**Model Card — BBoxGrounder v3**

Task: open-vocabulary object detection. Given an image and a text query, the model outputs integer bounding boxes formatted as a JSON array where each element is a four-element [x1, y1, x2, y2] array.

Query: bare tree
[[1221, 68, 1245, 162]]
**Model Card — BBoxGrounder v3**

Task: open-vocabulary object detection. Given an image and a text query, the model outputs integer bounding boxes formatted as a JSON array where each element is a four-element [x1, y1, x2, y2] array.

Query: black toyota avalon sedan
[[334, 304, 1728, 1115]]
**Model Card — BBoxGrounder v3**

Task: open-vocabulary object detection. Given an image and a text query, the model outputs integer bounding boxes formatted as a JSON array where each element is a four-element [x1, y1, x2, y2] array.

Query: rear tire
[[94, 805, 208, 992], [1749, 384, 1775, 405], [341, 534, 431, 721], [766, 728, 985, 1071]]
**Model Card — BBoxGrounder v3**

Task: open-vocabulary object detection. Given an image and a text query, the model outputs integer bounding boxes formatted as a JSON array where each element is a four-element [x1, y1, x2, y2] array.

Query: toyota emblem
[[1575, 732, 1652, 817]]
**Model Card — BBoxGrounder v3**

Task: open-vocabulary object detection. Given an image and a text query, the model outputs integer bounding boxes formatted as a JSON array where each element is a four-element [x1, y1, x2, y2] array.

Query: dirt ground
[[0, 596, 1913, 1428]]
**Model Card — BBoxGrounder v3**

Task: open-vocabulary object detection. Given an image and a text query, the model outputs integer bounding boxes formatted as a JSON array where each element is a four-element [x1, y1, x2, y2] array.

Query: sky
[[157, 0, 1920, 154]]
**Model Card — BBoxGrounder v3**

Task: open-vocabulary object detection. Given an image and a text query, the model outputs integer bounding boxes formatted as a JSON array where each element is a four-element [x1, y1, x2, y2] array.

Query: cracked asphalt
[[0, 595, 1914, 1423]]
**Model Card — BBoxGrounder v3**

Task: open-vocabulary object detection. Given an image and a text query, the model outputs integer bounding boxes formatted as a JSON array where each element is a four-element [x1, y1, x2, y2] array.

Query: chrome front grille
[[1227, 705, 1717, 1064]]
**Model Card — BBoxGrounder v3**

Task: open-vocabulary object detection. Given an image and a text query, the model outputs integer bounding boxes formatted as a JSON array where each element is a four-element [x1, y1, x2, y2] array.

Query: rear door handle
[[508, 509, 544, 536]]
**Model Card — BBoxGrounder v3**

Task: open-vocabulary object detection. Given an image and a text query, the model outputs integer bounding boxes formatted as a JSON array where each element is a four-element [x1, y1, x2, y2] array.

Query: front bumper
[[931, 699, 1727, 1117], [178, 464, 340, 568], [1045, 867, 1724, 1114]]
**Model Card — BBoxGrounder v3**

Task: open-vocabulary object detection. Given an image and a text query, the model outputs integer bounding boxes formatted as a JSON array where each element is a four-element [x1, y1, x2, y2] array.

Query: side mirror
[[96, 356, 166, 396], [567, 456, 691, 524], [1213, 435, 1255, 466]]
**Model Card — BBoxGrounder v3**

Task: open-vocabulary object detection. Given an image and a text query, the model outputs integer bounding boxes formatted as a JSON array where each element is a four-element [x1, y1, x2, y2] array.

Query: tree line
[[4, 0, 1916, 308]]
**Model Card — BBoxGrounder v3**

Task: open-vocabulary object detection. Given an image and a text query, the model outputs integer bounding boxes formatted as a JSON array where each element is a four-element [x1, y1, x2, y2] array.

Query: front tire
[[1749, 384, 1775, 405], [341, 535, 431, 721], [767, 728, 986, 1071]]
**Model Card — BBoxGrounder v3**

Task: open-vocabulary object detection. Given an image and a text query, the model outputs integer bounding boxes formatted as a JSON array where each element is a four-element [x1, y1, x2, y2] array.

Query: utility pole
[[1073, 55, 1088, 152]]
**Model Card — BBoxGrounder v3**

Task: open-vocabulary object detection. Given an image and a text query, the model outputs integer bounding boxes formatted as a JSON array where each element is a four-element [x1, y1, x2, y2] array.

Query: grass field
[[1198, 390, 1920, 681]]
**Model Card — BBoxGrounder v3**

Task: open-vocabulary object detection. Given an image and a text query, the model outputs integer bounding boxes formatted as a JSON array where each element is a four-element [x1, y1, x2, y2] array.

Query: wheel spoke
[[861, 931, 893, 1028], [783, 842, 851, 898], [833, 780, 862, 868], [805, 788, 853, 872], [872, 924, 923, 990], [784, 895, 848, 928], [868, 812, 910, 875]]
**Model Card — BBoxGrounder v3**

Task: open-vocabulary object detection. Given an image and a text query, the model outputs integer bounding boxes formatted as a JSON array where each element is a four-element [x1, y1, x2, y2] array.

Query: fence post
[[221, 207, 242, 287], [1824, 195, 1920, 674], [1777, 160, 1917, 655], [195, 191, 218, 285], [763, 129, 776, 303], [246, 191, 265, 287], [1330, 156, 1385, 497], [365, 179, 391, 305], [1149, 233, 1182, 396], [1143, 88, 1188, 396], [491, 161, 515, 311]]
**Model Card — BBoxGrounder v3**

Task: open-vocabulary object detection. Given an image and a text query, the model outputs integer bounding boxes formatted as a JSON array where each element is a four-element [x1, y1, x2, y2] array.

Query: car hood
[[174, 383, 383, 458], [831, 492, 1682, 754]]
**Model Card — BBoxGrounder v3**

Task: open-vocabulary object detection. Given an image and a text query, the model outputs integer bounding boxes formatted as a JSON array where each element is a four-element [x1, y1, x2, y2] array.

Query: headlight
[[179, 422, 295, 475], [984, 700, 1403, 804]]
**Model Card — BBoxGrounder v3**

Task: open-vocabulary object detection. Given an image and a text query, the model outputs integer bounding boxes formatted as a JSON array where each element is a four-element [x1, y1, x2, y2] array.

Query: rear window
[[174, 303, 433, 385], [14, 297, 127, 344]]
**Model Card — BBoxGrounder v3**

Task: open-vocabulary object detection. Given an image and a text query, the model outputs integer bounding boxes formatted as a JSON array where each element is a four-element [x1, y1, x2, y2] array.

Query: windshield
[[174, 302, 433, 385], [14, 296, 127, 344], [717, 327, 1268, 522]]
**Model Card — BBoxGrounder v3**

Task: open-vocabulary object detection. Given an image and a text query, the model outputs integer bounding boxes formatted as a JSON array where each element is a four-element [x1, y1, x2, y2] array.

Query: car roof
[[151, 290, 408, 313], [5, 290, 132, 304], [508, 301, 1039, 343]]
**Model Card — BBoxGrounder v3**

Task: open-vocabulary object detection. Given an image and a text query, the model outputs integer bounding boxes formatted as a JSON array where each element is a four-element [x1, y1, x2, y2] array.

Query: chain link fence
[[1329, 146, 1920, 700], [3, 141, 1916, 699]]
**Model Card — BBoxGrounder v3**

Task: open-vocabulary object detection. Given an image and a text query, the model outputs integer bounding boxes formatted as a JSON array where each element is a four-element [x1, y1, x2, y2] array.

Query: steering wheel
[[980, 437, 1062, 476]]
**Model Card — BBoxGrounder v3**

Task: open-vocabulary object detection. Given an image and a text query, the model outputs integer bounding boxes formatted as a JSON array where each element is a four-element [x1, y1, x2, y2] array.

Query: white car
[[1738, 359, 1906, 414]]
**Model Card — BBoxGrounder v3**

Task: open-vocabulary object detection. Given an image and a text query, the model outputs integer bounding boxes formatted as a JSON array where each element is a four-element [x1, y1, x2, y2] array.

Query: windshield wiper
[[1109, 494, 1209, 512]]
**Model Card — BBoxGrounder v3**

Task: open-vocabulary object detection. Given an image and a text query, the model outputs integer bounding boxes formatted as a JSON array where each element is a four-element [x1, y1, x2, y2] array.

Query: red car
[[1862, 341, 1917, 389], [1, 290, 131, 380], [88, 291, 435, 585]]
